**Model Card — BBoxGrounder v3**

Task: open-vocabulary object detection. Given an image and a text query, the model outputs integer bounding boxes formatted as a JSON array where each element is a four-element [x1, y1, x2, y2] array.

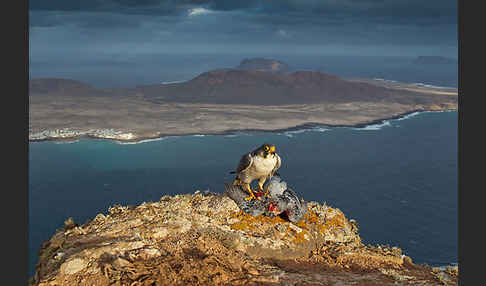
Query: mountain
[[136, 69, 432, 105], [235, 57, 290, 73], [29, 57, 458, 109]]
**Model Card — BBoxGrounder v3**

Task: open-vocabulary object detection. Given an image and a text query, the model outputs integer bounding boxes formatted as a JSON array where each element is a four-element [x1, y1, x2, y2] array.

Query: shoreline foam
[[29, 109, 457, 145]]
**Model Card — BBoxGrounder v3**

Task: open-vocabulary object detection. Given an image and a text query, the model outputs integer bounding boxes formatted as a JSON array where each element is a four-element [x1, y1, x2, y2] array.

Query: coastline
[[29, 107, 457, 144]]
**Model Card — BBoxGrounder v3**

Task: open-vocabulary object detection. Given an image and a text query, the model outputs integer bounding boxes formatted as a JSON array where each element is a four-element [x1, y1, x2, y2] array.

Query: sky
[[29, 0, 458, 87]]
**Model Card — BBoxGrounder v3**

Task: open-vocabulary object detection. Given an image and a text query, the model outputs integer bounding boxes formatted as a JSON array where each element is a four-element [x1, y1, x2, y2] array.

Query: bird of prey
[[231, 143, 281, 200]]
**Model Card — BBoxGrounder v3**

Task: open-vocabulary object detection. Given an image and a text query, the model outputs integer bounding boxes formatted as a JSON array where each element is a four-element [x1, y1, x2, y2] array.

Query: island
[[30, 191, 458, 285], [29, 58, 458, 143], [413, 56, 458, 65]]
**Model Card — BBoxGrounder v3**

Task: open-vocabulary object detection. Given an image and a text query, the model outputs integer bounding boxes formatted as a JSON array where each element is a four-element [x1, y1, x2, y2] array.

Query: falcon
[[231, 143, 281, 200]]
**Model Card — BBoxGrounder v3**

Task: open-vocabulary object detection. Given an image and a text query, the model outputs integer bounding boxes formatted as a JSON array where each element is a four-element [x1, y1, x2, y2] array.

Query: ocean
[[31, 54, 458, 89], [28, 110, 458, 276]]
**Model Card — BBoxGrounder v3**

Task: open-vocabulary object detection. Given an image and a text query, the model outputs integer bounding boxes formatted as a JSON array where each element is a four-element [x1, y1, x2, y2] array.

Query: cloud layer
[[29, 0, 458, 86]]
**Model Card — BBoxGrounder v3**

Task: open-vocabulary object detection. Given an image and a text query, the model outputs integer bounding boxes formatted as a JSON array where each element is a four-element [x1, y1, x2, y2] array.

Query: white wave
[[54, 140, 80, 144], [283, 129, 308, 137], [281, 126, 330, 137], [192, 134, 207, 137], [161, 80, 187, 85], [313, 127, 330, 132], [230, 132, 251, 137], [396, 111, 422, 121], [373, 78, 397, 83], [397, 109, 456, 121], [411, 82, 451, 89], [425, 109, 456, 113], [352, 120, 392, 131], [356, 109, 456, 129], [188, 7, 214, 17], [282, 133, 294, 138], [116, 137, 167, 145]]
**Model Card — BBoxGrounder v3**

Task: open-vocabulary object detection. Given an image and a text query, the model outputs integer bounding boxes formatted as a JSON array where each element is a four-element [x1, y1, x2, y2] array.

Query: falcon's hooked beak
[[269, 145, 276, 154], [263, 145, 276, 157]]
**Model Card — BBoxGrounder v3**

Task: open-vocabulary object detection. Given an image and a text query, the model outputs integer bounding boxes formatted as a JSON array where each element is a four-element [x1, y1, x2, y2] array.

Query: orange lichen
[[326, 212, 345, 229], [294, 218, 309, 230], [229, 211, 287, 231], [293, 229, 310, 244], [228, 209, 345, 239], [305, 211, 321, 224], [299, 210, 347, 235], [302, 211, 327, 234], [230, 221, 252, 231]]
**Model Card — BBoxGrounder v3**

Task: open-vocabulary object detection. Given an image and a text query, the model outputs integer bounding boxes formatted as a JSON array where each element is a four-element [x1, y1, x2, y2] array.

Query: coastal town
[[29, 128, 137, 142]]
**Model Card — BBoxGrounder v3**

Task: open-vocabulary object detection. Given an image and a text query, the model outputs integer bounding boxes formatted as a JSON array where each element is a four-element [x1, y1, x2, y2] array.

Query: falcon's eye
[[265, 146, 269, 151]]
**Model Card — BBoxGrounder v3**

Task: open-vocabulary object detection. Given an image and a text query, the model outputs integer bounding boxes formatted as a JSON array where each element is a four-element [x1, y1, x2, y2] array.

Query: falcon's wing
[[271, 153, 282, 175], [236, 152, 253, 173]]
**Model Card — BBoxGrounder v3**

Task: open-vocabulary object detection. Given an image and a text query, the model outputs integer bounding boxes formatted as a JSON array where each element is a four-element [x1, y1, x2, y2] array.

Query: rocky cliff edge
[[30, 192, 458, 286]]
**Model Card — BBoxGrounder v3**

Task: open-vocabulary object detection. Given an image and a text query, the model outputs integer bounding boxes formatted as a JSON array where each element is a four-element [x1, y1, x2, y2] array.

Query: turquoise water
[[29, 110, 458, 275]]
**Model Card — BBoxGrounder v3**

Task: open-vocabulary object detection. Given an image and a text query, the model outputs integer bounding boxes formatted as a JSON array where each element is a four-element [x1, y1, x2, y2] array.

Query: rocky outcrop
[[30, 192, 458, 286], [235, 58, 290, 73]]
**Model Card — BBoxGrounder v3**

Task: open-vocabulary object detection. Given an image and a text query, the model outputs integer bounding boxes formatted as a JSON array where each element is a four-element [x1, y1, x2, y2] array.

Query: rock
[[113, 258, 131, 268], [60, 258, 87, 275], [152, 227, 169, 239], [53, 252, 65, 261], [143, 248, 160, 257], [63, 217, 78, 230], [288, 223, 303, 233], [31, 192, 458, 286], [127, 241, 145, 250]]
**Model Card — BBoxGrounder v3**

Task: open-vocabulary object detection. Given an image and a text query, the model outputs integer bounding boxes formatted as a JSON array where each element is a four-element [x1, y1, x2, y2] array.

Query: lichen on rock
[[30, 192, 458, 286]]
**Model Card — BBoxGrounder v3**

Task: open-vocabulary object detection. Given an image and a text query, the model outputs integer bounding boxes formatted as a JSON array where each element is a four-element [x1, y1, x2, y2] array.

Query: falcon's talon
[[244, 194, 257, 201], [244, 185, 258, 201]]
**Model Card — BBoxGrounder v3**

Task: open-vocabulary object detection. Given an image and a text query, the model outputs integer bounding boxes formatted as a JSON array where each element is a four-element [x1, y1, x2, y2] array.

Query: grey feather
[[277, 188, 308, 223], [263, 175, 287, 197], [225, 176, 307, 222], [224, 183, 267, 216], [236, 153, 253, 173], [271, 154, 282, 176]]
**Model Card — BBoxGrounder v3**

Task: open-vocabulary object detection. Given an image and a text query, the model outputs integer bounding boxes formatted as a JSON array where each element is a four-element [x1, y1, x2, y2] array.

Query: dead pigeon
[[224, 183, 268, 216], [224, 176, 307, 222], [263, 176, 308, 222]]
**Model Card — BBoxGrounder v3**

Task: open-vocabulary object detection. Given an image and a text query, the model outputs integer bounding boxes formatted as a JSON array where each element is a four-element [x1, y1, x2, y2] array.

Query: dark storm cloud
[[28, 0, 457, 50], [30, 0, 456, 25], [29, 0, 457, 87]]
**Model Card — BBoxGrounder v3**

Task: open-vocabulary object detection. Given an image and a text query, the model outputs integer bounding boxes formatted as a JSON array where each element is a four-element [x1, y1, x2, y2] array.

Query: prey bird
[[224, 175, 307, 223], [262, 176, 307, 223], [230, 143, 281, 200]]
